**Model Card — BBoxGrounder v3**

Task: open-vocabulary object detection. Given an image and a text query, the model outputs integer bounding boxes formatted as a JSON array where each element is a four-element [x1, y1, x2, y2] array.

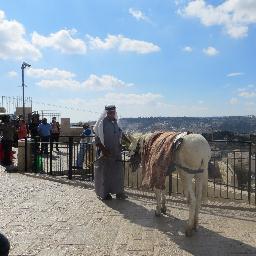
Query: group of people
[[36, 117, 61, 154], [0, 115, 61, 166]]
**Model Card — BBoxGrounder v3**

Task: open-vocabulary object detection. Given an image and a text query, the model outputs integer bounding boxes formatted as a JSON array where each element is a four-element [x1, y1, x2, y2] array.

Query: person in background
[[37, 118, 51, 154], [94, 105, 127, 200], [76, 123, 93, 169], [29, 115, 40, 139], [0, 115, 15, 166], [50, 117, 60, 151], [29, 114, 40, 153], [17, 119, 28, 140]]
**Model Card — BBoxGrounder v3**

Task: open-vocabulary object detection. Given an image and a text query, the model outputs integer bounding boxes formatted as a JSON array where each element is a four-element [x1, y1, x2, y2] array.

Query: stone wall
[[60, 118, 83, 142]]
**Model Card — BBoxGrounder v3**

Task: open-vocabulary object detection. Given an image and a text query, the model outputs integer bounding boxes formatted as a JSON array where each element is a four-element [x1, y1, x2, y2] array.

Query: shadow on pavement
[[105, 198, 256, 255]]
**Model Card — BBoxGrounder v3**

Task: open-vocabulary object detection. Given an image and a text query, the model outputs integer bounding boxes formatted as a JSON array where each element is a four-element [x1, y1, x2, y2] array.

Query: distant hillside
[[118, 116, 256, 134]]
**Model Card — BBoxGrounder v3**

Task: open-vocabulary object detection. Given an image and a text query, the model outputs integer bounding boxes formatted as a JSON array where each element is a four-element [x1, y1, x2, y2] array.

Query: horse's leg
[[184, 174, 196, 237], [201, 167, 208, 203], [193, 173, 204, 231], [154, 188, 162, 216], [179, 170, 189, 203], [161, 190, 167, 214]]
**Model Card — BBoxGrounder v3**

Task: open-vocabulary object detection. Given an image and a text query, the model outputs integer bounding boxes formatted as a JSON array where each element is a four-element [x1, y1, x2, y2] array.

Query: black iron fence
[[123, 140, 255, 205], [20, 136, 94, 181], [20, 136, 256, 205]]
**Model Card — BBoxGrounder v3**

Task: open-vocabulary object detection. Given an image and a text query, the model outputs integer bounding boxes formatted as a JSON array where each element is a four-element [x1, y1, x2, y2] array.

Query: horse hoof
[[193, 224, 198, 232], [193, 225, 198, 232], [193, 226, 198, 232], [155, 210, 161, 217], [160, 207, 167, 214], [185, 228, 193, 237]]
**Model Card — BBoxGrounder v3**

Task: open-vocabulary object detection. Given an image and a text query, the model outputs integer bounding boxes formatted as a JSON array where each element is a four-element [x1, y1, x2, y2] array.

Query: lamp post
[[21, 62, 31, 119]]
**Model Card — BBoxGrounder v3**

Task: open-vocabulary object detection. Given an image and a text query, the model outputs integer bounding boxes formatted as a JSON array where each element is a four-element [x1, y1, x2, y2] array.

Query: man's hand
[[102, 147, 111, 157], [97, 143, 111, 157]]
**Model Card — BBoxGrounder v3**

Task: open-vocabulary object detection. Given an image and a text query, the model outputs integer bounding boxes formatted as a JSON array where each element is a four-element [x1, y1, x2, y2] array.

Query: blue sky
[[0, 0, 256, 121]]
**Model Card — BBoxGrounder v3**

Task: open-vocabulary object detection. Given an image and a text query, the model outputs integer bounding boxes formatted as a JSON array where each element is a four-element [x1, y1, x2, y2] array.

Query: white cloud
[[87, 34, 160, 54], [237, 85, 256, 98], [129, 8, 150, 22], [36, 74, 132, 91], [57, 92, 210, 120], [60, 93, 162, 108], [181, 0, 256, 38], [7, 71, 18, 78], [183, 46, 193, 52], [83, 74, 133, 91], [175, 0, 186, 6], [0, 10, 41, 60], [227, 72, 244, 77], [27, 67, 76, 80], [203, 46, 219, 56], [58, 93, 165, 119], [245, 101, 255, 106], [229, 97, 239, 104], [32, 29, 87, 54], [238, 91, 256, 98], [37, 79, 81, 90], [102, 92, 162, 105]]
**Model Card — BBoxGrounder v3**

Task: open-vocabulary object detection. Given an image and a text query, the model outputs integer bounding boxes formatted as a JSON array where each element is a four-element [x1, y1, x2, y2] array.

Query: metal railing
[[20, 137, 256, 205], [21, 136, 94, 181], [123, 140, 255, 205]]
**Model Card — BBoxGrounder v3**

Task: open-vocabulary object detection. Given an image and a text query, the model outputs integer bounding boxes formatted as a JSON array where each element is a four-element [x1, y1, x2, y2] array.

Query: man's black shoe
[[116, 193, 128, 200], [104, 194, 112, 200]]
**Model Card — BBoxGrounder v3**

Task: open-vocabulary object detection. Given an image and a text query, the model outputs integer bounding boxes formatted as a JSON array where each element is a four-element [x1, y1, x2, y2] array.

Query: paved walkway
[[0, 168, 255, 256]]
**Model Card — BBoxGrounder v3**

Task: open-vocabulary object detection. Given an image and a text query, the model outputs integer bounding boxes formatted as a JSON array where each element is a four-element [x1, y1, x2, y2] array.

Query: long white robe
[[94, 117, 124, 198]]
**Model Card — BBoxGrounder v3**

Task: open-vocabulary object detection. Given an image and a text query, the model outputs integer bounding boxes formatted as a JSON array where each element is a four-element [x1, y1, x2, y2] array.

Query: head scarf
[[94, 105, 118, 145]]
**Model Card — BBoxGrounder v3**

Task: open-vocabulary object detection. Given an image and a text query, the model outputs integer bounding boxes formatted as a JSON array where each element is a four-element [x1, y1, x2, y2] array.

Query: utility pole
[[21, 62, 31, 119]]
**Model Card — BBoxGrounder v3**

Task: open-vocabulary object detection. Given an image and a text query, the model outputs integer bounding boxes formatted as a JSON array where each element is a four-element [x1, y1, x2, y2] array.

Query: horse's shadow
[[105, 198, 256, 255]]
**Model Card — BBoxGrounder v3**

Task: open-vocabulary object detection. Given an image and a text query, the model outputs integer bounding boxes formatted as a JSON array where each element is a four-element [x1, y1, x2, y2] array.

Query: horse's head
[[128, 133, 152, 172], [128, 133, 142, 172]]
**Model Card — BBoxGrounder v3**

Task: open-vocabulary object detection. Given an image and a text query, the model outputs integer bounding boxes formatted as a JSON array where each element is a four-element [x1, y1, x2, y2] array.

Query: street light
[[21, 62, 31, 119]]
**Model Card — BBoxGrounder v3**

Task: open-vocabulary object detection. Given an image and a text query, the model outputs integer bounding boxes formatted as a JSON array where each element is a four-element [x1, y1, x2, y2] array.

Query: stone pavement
[[0, 168, 255, 256]]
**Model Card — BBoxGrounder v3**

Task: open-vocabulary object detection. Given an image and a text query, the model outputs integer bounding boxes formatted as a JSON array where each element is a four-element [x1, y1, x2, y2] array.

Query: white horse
[[128, 132, 211, 237]]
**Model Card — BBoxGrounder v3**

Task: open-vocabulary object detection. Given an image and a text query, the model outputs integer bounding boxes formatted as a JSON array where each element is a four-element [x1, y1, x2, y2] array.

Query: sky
[[0, 0, 256, 122]]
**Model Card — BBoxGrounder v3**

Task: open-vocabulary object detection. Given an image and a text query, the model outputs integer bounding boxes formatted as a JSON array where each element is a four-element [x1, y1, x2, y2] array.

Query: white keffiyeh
[[94, 109, 118, 146]]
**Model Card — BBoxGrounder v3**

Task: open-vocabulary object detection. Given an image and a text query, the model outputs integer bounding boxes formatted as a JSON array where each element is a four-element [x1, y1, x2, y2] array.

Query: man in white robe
[[94, 105, 127, 200]]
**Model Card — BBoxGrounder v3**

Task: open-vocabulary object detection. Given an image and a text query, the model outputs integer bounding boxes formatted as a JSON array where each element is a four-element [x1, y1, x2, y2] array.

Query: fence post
[[68, 137, 73, 180], [25, 137, 27, 172], [91, 144, 94, 181], [49, 137, 53, 175], [122, 151, 126, 187], [169, 173, 172, 196], [248, 142, 252, 204]]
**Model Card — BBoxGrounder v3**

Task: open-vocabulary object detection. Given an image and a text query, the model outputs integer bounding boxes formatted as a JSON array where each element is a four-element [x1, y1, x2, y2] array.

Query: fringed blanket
[[141, 132, 179, 190]]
